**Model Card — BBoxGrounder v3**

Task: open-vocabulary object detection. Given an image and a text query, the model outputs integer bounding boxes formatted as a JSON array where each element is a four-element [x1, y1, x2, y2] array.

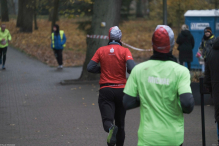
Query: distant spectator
[[196, 27, 216, 72], [176, 24, 195, 71], [204, 37, 219, 145], [0, 24, 12, 70], [51, 24, 66, 69]]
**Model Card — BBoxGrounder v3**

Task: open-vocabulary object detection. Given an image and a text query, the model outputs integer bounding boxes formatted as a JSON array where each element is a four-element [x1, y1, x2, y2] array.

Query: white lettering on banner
[[216, 23, 219, 30], [148, 76, 169, 85], [191, 23, 210, 30]]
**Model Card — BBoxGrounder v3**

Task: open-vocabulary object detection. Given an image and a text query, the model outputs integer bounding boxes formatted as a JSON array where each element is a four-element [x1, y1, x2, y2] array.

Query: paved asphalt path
[[0, 47, 217, 146]]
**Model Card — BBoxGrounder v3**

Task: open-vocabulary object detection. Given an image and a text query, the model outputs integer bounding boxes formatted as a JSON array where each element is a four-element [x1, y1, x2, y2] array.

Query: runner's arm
[[180, 93, 194, 114], [88, 49, 100, 73], [127, 60, 136, 74], [178, 68, 194, 114], [87, 60, 101, 73], [176, 34, 181, 45], [8, 31, 12, 41], [123, 94, 140, 110], [125, 48, 135, 74], [123, 66, 139, 110]]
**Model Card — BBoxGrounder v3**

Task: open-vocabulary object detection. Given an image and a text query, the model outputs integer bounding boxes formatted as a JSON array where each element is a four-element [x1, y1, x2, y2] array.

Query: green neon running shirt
[[124, 60, 191, 146]]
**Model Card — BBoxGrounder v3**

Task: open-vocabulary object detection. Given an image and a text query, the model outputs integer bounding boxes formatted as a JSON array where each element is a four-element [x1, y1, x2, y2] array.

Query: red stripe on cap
[[152, 27, 170, 53], [109, 27, 114, 39]]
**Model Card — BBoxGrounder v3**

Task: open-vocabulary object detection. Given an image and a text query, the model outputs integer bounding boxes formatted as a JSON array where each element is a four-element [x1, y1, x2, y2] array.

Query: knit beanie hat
[[152, 25, 175, 53], [204, 27, 212, 34], [108, 26, 122, 41]]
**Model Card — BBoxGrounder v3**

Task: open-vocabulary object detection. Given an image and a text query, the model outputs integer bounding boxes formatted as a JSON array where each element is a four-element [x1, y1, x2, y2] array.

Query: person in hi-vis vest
[[51, 24, 66, 69]]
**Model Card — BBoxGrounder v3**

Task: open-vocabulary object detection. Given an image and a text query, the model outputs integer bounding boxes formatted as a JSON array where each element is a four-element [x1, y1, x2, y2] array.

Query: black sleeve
[[201, 40, 204, 49], [204, 58, 211, 87], [180, 93, 194, 114], [87, 60, 101, 74], [176, 34, 181, 45], [124, 93, 194, 113], [123, 94, 140, 110], [191, 35, 195, 49], [127, 60, 136, 74]]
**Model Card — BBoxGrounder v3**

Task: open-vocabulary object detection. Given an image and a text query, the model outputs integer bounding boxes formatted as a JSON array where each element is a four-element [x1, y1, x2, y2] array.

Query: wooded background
[[1, 0, 217, 32], [0, 0, 217, 80]]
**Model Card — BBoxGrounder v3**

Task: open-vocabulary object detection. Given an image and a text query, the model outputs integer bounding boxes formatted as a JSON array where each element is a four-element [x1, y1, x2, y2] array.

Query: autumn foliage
[[150, 0, 214, 26], [5, 19, 87, 66], [2, 18, 181, 67]]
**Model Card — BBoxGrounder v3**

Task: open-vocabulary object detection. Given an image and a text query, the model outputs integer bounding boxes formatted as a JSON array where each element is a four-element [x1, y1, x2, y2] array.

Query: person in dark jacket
[[51, 24, 66, 69], [204, 37, 219, 145], [197, 27, 216, 72], [176, 24, 195, 70]]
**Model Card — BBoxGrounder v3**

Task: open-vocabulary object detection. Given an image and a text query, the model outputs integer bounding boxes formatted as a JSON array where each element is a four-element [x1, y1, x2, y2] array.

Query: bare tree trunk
[[11, 0, 16, 15], [1, 0, 9, 22], [49, 9, 59, 21], [136, 0, 143, 18], [49, 9, 53, 21], [177, 0, 182, 35], [20, 0, 34, 32], [34, 0, 38, 30], [215, 0, 219, 9], [142, 0, 147, 15], [79, 0, 123, 81], [14, 0, 19, 15], [49, 0, 59, 22], [8, 0, 16, 15], [121, 0, 133, 20], [16, 0, 23, 27], [0, 3, 1, 19], [51, 0, 59, 32]]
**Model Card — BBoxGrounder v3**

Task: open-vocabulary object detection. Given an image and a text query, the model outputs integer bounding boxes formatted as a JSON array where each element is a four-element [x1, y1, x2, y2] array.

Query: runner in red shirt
[[87, 26, 135, 146]]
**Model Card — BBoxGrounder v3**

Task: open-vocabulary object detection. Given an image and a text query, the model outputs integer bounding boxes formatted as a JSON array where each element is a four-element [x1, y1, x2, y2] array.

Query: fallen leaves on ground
[[5, 19, 86, 67], [2, 18, 179, 66]]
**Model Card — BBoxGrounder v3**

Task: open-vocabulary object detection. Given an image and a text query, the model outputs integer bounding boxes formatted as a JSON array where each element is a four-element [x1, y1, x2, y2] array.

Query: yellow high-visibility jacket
[[0, 28, 12, 48], [51, 30, 66, 49]]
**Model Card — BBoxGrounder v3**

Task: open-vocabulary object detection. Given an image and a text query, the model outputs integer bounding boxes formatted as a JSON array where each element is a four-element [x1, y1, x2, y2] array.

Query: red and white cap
[[109, 26, 122, 41], [152, 25, 175, 53]]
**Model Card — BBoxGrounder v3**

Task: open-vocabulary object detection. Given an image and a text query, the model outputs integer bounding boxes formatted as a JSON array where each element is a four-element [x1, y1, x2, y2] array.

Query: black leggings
[[180, 61, 191, 71], [0, 47, 7, 65], [53, 49, 63, 65], [98, 88, 126, 146]]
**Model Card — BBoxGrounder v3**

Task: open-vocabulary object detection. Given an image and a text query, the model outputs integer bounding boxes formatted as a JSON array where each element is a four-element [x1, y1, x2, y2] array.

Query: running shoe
[[57, 65, 63, 69], [2, 66, 5, 70], [107, 125, 118, 146]]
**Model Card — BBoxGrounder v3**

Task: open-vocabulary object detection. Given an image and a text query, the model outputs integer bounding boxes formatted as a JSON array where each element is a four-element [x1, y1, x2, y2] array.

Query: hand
[[1, 40, 6, 45]]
